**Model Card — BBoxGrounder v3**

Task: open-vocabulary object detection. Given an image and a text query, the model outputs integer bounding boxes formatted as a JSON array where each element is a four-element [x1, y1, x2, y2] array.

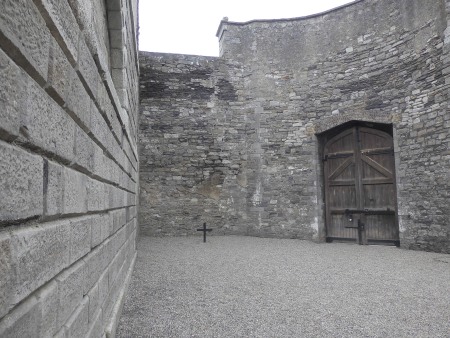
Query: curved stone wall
[[218, 0, 446, 65], [140, 0, 450, 253]]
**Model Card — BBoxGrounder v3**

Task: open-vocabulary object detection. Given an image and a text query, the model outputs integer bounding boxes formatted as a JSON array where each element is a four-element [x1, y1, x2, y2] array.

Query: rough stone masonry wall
[[140, 0, 450, 253], [139, 52, 256, 236], [216, 0, 450, 253], [0, 0, 139, 337]]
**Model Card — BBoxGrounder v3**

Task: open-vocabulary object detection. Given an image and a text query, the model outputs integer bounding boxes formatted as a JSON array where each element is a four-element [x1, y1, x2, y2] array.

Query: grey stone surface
[[117, 236, 450, 337], [11, 220, 70, 305], [0, 141, 43, 221], [69, 216, 91, 264], [87, 178, 107, 212], [23, 80, 76, 162], [66, 67, 91, 128], [0, 233, 12, 318], [84, 240, 112, 293], [86, 308, 103, 338], [64, 296, 89, 338], [74, 126, 94, 171], [35, 0, 80, 64], [44, 160, 64, 216], [62, 167, 87, 215], [56, 260, 88, 327], [0, 0, 50, 82], [47, 37, 71, 105], [35, 280, 59, 337], [0, 48, 25, 139], [77, 36, 99, 98], [111, 208, 127, 234], [0, 296, 41, 338], [91, 214, 110, 248]]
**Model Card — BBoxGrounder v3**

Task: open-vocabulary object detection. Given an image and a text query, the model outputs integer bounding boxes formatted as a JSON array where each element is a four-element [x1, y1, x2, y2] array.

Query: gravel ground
[[116, 236, 450, 338]]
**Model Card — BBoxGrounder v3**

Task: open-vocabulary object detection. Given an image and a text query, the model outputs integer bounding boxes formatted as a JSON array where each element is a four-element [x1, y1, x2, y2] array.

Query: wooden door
[[323, 125, 399, 245]]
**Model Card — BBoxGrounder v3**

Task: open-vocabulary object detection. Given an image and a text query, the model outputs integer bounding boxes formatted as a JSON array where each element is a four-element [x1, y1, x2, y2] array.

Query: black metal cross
[[197, 222, 212, 243]]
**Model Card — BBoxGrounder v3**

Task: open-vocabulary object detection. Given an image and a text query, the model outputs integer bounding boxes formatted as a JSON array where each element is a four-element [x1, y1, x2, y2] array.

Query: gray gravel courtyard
[[117, 236, 450, 337]]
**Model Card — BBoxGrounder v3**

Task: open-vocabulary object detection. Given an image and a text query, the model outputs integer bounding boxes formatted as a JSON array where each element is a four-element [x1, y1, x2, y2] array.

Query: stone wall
[[140, 0, 450, 253], [139, 52, 253, 236], [0, 0, 139, 336]]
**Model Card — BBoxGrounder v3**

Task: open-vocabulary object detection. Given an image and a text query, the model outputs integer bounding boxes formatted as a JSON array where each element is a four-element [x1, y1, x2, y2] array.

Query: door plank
[[361, 154, 393, 178], [328, 157, 354, 181]]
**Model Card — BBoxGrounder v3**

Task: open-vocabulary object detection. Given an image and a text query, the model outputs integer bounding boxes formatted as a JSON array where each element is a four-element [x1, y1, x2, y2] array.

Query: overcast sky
[[139, 0, 356, 56]]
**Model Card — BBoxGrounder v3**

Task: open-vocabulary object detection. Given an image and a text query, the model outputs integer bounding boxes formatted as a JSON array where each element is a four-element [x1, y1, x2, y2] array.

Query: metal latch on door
[[344, 209, 367, 245]]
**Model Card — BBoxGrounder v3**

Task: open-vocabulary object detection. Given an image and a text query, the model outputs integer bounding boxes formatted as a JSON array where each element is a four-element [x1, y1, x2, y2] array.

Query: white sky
[[139, 0, 356, 56]]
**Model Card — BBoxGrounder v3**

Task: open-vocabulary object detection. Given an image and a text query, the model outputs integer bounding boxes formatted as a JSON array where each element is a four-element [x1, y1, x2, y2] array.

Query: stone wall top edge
[[215, 0, 364, 36], [139, 51, 219, 60]]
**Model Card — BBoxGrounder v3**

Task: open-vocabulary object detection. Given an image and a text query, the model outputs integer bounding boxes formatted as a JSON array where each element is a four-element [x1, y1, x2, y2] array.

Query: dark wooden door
[[323, 126, 399, 245]]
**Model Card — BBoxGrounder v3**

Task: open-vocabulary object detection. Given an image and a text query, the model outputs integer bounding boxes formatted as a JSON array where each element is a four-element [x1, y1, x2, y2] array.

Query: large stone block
[[127, 192, 137, 207], [74, 126, 94, 172], [44, 160, 64, 216], [34, 0, 80, 64], [111, 68, 126, 89], [56, 259, 88, 327], [69, 216, 92, 264], [22, 80, 75, 162], [92, 0, 111, 72], [67, 0, 93, 32], [97, 82, 123, 143], [0, 233, 12, 318], [91, 214, 105, 249], [111, 223, 128, 255], [111, 208, 127, 234], [77, 36, 99, 98], [103, 258, 126, 326], [0, 0, 50, 82], [111, 187, 128, 210], [108, 246, 125, 290], [97, 269, 109, 310], [92, 142, 109, 181], [47, 38, 72, 105], [63, 167, 87, 215], [11, 220, 70, 304], [87, 284, 99, 324], [91, 213, 112, 248], [84, 241, 111, 292], [107, 10, 122, 30], [100, 213, 112, 242], [53, 327, 66, 338], [90, 103, 111, 154], [87, 178, 107, 212], [0, 296, 42, 338], [0, 49, 26, 139], [65, 68, 91, 129], [35, 280, 59, 337], [0, 141, 43, 221], [64, 297, 89, 338], [111, 48, 126, 68], [86, 308, 103, 338], [109, 29, 123, 50]]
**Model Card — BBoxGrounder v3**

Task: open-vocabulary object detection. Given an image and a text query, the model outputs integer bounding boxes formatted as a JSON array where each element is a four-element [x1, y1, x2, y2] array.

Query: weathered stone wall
[[139, 53, 255, 236], [0, 0, 139, 336], [140, 0, 450, 253]]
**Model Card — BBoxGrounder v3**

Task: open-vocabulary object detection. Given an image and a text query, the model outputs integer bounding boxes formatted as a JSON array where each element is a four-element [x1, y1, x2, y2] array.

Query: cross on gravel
[[197, 222, 212, 243]]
